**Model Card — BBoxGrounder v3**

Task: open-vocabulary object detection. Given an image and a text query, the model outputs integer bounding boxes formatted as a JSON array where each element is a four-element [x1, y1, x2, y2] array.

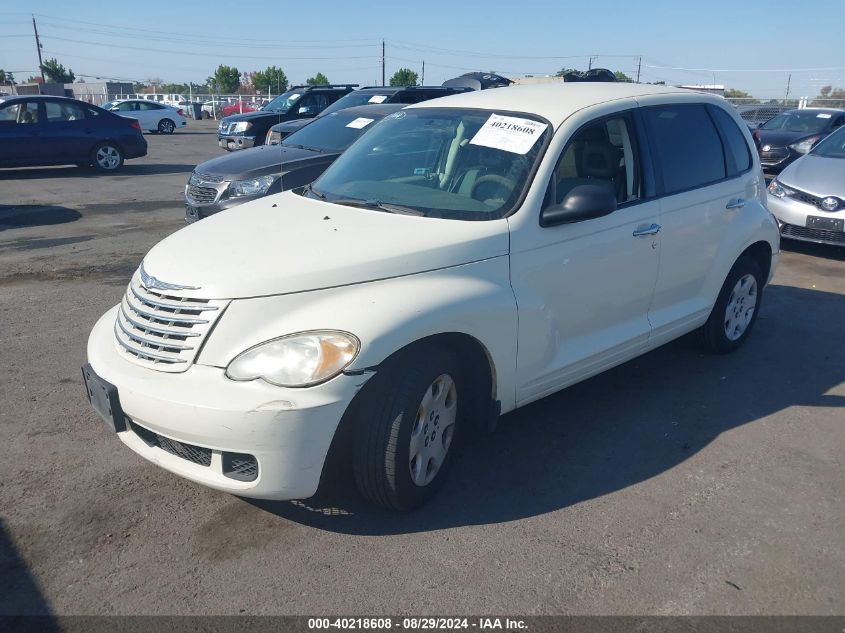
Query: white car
[[102, 99, 187, 134], [83, 84, 779, 510]]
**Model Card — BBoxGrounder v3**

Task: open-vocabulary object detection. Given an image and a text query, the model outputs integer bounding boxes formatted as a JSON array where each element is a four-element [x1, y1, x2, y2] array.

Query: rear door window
[[643, 104, 726, 194], [708, 105, 752, 175], [45, 101, 87, 122]]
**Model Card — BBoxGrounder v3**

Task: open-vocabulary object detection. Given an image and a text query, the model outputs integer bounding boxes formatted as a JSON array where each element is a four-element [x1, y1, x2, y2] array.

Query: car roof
[[405, 83, 707, 127], [323, 103, 405, 117], [784, 107, 845, 114]]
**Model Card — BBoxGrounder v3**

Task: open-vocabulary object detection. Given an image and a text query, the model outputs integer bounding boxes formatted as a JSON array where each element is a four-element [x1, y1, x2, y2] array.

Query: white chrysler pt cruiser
[[84, 84, 779, 510]]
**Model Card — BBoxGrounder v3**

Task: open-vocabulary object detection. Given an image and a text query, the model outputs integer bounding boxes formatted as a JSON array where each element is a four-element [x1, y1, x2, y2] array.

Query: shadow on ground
[[0, 206, 81, 231], [0, 163, 194, 179], [781, 238, 845, 262], [0, 519, 58, 627], [245, 284, 845, 534]]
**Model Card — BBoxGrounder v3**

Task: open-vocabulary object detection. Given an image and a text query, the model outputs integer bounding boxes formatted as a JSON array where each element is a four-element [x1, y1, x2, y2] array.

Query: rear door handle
[[726, 198, 746, 209], [633, 223, 661, 237]]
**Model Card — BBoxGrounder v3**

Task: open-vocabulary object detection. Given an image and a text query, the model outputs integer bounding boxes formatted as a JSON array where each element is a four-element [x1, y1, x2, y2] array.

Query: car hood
[[755, 129, 815, 147], [194, 144, 328, 180], [141, 192, 509, 299], [222, 109, 284, 123], [271, 118, 311, 133], [778, 154, 845, 197]]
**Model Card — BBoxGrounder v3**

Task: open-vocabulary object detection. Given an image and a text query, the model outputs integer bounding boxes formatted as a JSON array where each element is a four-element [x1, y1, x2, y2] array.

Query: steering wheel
[[469, 174, 516, 201]]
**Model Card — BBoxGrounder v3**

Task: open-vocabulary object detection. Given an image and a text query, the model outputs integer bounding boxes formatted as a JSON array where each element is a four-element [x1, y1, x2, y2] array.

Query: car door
[[509, 110, 662, 405], [43, 100, 93, 162], [138, 101, 163, 129], [0, 100, 47, 166], [640, 102, 755, 347]]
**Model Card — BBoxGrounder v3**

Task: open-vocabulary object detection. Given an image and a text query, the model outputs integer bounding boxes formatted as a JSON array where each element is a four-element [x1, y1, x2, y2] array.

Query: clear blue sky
[[2, 0, 843, 98]]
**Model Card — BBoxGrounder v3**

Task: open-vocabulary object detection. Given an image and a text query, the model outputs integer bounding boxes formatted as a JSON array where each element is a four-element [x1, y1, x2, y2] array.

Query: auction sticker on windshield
[[368, 95, 388, 104], [346, 117, 374, 129], [469, 114, 547, 154]]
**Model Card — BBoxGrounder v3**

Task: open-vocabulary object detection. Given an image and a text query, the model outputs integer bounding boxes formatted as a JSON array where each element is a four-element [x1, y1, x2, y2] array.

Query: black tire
[[158, 118, 176, 135], [352, 346, 464, 511], [90, 142, 124, 172], [699, 256, 764, 354]]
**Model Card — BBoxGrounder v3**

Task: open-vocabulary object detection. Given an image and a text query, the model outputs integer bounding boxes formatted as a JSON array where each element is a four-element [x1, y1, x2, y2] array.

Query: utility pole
[[636, 56, 642, 83], [32, 15, 45, 84], [382, 40, 386, 86], [784, 73, 791, 105], [588, 56, 593, 70], [422, 60, 425, 85]]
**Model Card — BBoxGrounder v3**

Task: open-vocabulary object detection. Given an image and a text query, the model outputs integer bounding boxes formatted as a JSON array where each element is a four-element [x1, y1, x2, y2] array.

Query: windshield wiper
[[302, 183, 325, 199], [331, 198, 425, 216], [283, 143, 324, 153]]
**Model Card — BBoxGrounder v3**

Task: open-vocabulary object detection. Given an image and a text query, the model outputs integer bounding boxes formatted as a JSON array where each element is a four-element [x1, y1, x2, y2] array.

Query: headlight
[[229, 175, 276, 197], [767, 179, 794, 198], [226, 331, 360, 387], [266, 129, 282, 145], [789, 136, 819, 155], [231, 121, 253, 134]]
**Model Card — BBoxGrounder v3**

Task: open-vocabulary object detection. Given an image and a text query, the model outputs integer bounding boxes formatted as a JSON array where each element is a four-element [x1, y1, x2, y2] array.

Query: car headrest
[[581, 141, 618, 179]]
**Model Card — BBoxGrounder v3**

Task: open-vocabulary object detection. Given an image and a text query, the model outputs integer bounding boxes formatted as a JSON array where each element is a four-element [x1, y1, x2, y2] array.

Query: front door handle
[[726, 198, 746, 209], [633, 223, 661, 237]]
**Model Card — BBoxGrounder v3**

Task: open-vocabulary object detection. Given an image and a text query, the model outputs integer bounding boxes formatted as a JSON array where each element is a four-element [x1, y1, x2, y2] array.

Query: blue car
[[0, 96, 147, 172]]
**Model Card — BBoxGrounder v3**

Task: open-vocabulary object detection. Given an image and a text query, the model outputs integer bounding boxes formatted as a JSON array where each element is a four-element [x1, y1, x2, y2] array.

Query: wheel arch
[[740, 240, 773, 284]]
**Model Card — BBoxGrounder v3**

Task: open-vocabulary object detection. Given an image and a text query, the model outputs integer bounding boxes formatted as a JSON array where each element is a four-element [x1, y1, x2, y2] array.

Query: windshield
[[307, 108, 550, 221], [761, 111, 832, 134], [316, 91, 395, 117], [282, 110, 389, 153], [102, 100, 118, 110], [810, 125, 845, 158], [263, 90, 303, 113]]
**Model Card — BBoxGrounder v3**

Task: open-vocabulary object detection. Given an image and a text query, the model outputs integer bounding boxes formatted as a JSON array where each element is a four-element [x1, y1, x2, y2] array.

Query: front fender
[[197, 257, 519, 412]]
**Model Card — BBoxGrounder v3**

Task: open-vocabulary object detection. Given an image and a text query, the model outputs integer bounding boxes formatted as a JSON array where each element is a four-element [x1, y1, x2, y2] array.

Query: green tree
[[724, 88, 754, 99], [555, 67, 577, 77], [0, 69, 14, 85], [207, 65, 241, 94], [812, 85, 845, 108], [160, 83, 188, 94], [614, 71, 633, 83], [252, 66, 288, 94], [306, 72, 330, 85], [389, 68, 418, 87], [40, 58, 75, 83]]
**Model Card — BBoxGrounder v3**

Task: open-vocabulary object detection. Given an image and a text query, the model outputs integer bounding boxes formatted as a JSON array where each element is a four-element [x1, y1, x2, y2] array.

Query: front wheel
[[699, 256, 764, 353], [91, 143, 124, 172], [158, 118, 176, 134], [352, 347, 463, 511]]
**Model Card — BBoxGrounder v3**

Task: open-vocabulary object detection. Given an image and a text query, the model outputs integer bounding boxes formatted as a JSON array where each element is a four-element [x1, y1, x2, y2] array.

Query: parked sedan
[[767, 125, 845, 247], [102, 99, 187, 134], [0, 96, 147, 171], [753, 108, 845, 173], [186, 104, 402, 222]]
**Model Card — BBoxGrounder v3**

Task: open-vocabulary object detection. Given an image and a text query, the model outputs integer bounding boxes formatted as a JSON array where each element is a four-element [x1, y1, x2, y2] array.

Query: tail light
[[129, 120, 141, 131], [176, 109, 184, 116]]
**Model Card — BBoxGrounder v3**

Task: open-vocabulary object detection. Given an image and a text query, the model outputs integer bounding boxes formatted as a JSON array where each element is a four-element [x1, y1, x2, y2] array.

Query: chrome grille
[[114, 272, 228, 372], [787, 187, 841, 212], [760, 146, 789, 163], [186, 184, 218, 204], [194, 171, 225, 184]]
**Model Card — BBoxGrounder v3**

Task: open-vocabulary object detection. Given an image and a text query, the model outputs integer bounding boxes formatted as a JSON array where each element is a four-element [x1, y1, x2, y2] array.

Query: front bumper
[[86, 306, 369, 499], [217, 134, 256, 151], [767, 193, 845, 247]]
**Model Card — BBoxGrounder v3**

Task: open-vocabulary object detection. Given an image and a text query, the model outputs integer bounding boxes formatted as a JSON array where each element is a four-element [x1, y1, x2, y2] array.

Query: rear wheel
[[699, 256, 763, 353], [91, 143, 124, 172], [352, 347, 463, 511], [158, 118, 176, 135]]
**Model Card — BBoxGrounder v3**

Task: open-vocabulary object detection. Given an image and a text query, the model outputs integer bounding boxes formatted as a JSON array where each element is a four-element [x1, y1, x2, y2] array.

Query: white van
[[83, 83, 779, 510]]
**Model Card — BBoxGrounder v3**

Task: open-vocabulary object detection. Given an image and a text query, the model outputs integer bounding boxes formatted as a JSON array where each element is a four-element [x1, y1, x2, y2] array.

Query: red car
[[221, 100, 263, 117]]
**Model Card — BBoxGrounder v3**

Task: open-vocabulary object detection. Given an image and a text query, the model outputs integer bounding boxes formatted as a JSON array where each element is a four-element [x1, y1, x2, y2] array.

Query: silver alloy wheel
[[724, 273, 758, 341], [409, 373, 457, 487], [159, 119, 175, 134], [95, 145, 120, 170]]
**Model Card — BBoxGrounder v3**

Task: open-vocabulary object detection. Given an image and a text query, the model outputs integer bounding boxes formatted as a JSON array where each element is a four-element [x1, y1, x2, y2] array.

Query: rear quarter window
[[642, 104, 726, 194], [708, 105, 752, 175]]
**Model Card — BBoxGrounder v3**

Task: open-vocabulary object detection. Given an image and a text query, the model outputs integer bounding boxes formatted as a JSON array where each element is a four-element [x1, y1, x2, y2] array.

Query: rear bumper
[[86, 306, 370, 500], [124, 138, 147, 159]]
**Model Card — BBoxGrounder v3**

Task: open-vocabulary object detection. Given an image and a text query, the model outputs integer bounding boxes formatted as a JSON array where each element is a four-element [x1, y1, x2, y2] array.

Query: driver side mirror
[[540, 184, 617, 227], [297, 106, 315, 116]]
